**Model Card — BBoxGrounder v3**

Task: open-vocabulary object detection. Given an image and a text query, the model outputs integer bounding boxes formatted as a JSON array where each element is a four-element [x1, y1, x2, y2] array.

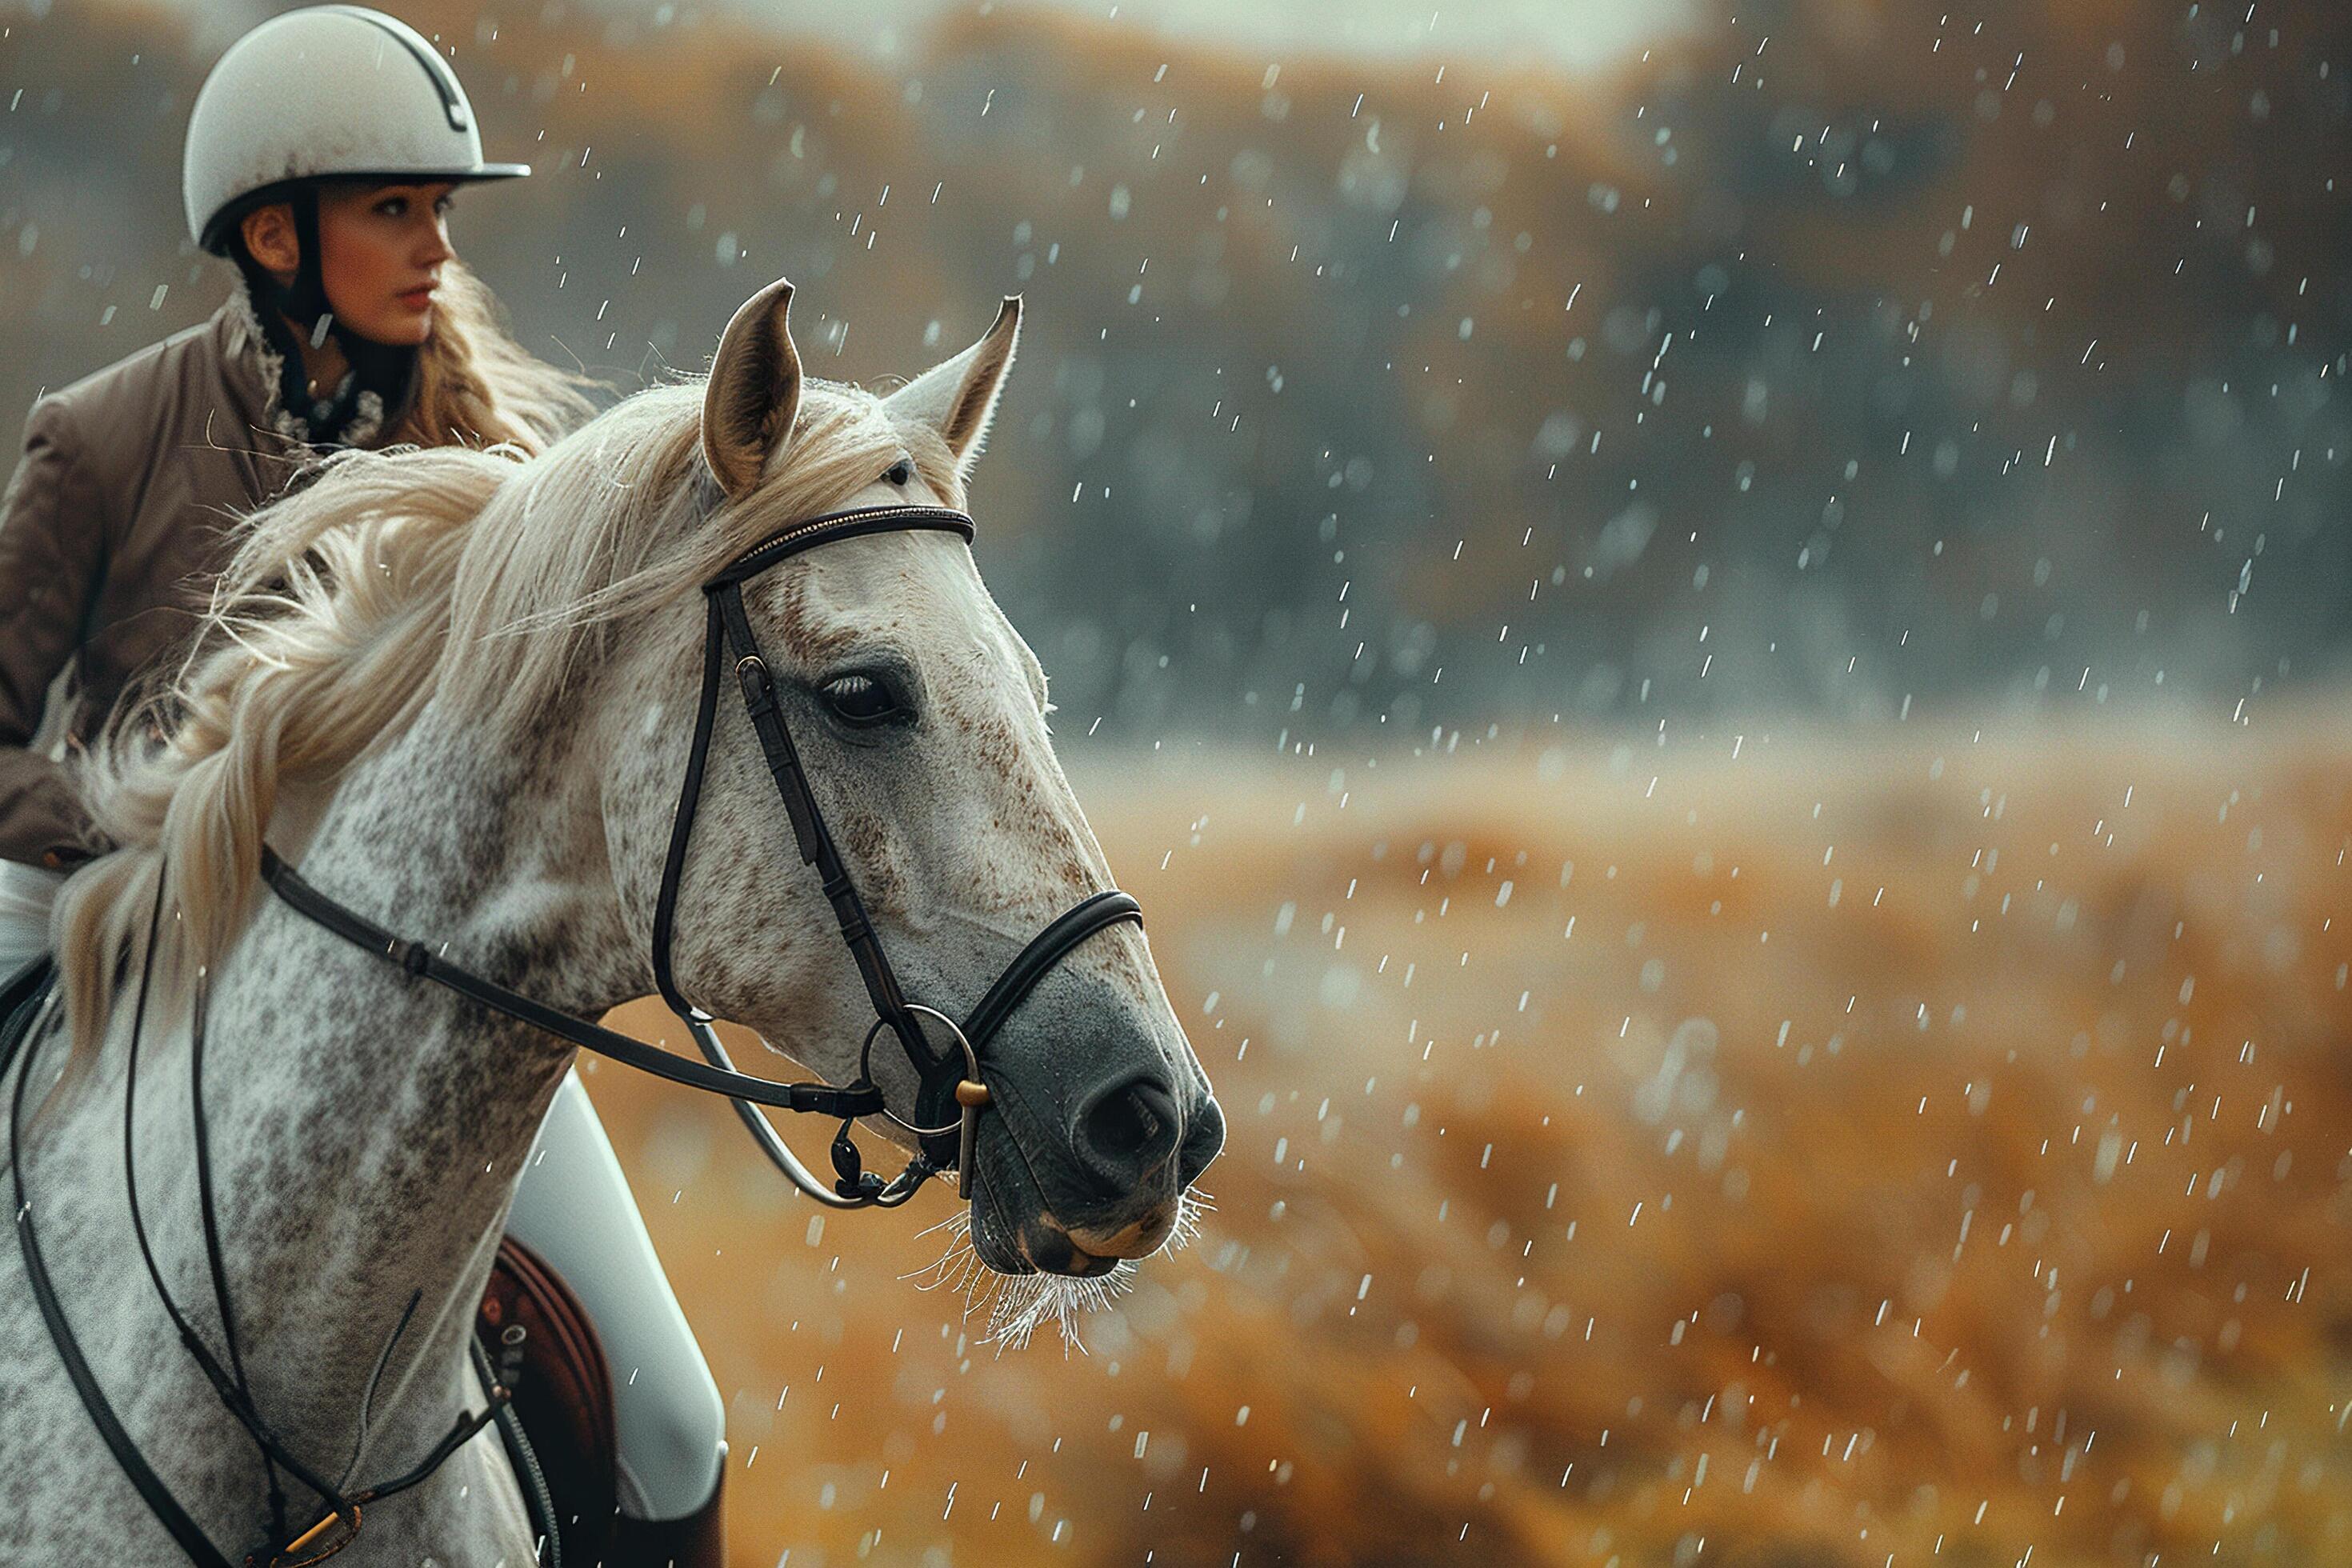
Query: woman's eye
[[376, 198, 406, 217], [822, 673, 903, 727], [434, 195, 454, 216]]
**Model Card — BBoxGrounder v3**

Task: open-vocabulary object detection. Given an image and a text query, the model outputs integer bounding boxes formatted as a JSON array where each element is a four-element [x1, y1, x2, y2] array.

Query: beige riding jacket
[[0, 281, 400, 869]]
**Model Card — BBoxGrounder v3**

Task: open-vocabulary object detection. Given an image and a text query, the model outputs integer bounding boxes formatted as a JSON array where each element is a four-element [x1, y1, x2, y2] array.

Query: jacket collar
[[218, 272, 399, 449]]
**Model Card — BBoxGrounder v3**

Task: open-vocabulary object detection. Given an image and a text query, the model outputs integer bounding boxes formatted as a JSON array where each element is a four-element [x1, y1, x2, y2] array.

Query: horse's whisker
[[895, 1181, 1218, 1352]]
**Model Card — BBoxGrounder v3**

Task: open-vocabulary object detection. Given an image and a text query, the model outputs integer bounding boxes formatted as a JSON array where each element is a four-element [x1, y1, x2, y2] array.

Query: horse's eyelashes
[[822, 671, 906, 727]]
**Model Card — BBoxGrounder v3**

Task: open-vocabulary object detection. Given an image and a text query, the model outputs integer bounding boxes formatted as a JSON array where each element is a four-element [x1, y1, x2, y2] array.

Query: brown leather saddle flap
[[478, 1234, 619, 1563]]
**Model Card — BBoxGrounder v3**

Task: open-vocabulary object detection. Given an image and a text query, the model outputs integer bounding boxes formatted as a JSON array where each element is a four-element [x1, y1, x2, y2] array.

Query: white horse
[[0, 278, 1223, 1562]]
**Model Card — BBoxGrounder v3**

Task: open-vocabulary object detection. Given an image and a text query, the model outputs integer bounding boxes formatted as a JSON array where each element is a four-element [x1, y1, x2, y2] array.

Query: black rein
[[6, 498, 1148, 1565]]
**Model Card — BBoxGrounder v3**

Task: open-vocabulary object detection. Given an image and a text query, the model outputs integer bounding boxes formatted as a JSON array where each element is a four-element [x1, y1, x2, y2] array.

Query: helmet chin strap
[[234, 186, 415, 445]]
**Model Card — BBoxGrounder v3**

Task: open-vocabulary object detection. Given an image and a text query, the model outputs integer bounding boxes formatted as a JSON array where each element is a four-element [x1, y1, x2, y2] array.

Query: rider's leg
[[506, 1068, 728, 1524], [0, 859, 65, 976]]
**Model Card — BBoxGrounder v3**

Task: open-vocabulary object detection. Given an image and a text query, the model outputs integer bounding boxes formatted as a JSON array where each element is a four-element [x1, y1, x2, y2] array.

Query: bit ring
[[858, 1004, 979, 1138]]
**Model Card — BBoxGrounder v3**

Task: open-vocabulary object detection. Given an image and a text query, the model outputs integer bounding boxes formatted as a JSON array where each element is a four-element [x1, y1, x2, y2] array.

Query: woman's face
[[242, 180, 460, 346], [316, 181, 459, 346]]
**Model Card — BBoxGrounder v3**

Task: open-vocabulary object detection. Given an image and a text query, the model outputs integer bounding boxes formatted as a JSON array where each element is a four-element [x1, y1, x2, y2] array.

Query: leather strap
[[9, 969, 238, 1567], [910, 890, 1144, 1138], [647, 592, 728, 1023], [478, 1236, 609, 1567], [713, 582, 934, 1076], [706, 503, 973, 586], [964, 890, 1143, 1050], [260, 848, 884, 1120]]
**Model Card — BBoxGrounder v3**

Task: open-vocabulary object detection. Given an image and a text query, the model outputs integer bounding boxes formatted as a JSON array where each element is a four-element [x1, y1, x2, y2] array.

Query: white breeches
[[0, 861, 726, 1522], [0, 858, 63, 979], [506, 1070, 727, 1520]]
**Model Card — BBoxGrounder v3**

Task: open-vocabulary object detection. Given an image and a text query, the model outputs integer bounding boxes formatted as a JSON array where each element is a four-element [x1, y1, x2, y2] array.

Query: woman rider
[[0, 8, 728, 1562]]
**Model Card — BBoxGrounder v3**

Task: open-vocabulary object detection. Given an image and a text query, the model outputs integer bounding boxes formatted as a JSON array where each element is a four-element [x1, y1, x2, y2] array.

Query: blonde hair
[[53, 375, 958, 1069], [390, 259, 596, 455]]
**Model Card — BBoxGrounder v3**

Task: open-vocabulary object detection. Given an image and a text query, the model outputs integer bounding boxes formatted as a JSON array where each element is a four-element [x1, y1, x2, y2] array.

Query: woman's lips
[[397, 286, 436, 307]]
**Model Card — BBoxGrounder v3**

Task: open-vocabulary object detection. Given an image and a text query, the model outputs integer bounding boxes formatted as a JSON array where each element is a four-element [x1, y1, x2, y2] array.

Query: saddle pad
[[478, 1234, 620, 1565]]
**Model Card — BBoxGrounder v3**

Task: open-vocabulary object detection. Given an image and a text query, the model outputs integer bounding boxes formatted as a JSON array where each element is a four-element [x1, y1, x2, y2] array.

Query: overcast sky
[[737, 0, 1688, 74], [162, 0, 1686, 77]]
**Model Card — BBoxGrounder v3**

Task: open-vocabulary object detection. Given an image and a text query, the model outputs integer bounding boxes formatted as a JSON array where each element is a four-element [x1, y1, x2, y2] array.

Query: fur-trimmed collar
[[221, 272, 390, 449]]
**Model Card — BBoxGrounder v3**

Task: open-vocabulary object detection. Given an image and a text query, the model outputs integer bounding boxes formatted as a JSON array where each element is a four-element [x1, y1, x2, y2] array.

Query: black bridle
[[271, 499, 1144, 1204], [646, 501, 1142, 1202], [5, 500, 1145, 1564]]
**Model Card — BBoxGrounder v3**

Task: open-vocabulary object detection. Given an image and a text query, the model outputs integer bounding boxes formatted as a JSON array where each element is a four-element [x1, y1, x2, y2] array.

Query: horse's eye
[[885, 459, 913, 486], [822, 672, 902, 726]]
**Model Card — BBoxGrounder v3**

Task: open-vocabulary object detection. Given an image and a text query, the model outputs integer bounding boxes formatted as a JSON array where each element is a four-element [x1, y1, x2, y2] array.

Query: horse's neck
[[88, 708, 635, 1490]]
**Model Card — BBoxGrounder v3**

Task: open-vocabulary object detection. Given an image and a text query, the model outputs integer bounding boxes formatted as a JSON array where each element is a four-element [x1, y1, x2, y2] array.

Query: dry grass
[[588, 710, 2352, 1566]]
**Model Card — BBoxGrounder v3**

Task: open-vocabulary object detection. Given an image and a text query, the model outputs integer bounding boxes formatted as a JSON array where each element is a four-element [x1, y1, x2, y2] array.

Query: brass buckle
[[274, 1502, 360, 1566]]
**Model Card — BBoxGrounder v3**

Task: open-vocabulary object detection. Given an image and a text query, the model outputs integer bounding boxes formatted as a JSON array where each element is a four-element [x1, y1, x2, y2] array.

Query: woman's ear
[[238, 202, 300, 283]]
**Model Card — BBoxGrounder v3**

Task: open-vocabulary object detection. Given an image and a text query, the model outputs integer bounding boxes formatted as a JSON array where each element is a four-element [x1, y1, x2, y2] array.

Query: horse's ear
[[884, 296, 1020, 478], [703, 276, 803, 498]]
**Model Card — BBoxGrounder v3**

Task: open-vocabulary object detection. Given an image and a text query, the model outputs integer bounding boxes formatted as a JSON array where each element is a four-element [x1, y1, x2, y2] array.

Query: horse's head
[[600, 279, 1222, 1282]]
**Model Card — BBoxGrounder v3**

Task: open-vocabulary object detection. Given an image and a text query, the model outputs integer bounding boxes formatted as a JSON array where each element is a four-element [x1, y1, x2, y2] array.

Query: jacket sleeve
[[0, 394, 107, 868]]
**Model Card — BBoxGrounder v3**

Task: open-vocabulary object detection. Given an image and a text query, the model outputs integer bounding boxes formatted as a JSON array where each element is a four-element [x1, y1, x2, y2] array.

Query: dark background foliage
[[3, 0, 2345, 750]]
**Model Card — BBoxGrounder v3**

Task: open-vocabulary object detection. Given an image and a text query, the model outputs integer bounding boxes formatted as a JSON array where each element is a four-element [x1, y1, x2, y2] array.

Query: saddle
[[2, 956, 622, 1566], [478, 1235, 620, 1567]]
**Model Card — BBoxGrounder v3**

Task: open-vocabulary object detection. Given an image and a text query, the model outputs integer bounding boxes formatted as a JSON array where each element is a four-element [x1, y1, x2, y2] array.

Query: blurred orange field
[[586, 712, 2352, 1566]]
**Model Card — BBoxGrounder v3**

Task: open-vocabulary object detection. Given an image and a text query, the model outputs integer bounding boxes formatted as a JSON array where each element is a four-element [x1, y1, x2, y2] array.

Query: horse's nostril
[[1091, 1086, 1157, 1155], [1075, 1075, 1180, 1189]]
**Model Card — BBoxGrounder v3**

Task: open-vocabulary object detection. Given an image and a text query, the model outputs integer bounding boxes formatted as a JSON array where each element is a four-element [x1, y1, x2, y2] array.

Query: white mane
[[52, 377, 958, 1066]]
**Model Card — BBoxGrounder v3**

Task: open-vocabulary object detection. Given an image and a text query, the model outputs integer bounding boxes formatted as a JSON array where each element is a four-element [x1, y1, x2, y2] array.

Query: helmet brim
[[199, 164, 533, 255]]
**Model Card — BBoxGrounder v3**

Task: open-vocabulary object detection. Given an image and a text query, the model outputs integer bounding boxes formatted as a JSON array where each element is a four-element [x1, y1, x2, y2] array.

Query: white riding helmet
[[182, 5, 528, 254]]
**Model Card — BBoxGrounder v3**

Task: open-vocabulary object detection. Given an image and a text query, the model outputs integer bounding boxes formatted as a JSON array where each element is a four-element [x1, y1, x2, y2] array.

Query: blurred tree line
[[2, 0, 2345, 745]]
